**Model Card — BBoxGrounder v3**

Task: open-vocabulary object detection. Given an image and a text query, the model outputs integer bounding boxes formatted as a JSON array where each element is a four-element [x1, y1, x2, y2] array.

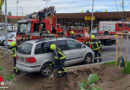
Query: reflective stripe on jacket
[[54, 48, 66, 60], [12, 47, 16, 57]]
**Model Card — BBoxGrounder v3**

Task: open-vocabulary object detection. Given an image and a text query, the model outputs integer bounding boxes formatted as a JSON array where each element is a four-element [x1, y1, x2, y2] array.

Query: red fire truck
[[16, 6, 64, 42], [67, 29, 116, 46], [99, 21, 130, 36]]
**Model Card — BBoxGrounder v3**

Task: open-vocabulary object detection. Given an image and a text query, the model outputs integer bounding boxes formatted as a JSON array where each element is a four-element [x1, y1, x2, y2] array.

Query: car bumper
[[16, 62, 41, 73]]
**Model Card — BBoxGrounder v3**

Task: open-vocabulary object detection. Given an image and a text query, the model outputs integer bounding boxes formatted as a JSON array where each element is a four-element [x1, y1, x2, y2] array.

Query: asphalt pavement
[[102, 38, 130, 62]]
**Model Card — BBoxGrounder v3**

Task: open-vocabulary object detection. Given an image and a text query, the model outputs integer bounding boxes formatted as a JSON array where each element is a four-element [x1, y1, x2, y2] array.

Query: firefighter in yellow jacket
[[11, 41, 18, 73], [50, 44, 67, 78], [90, 35, 102, 63]]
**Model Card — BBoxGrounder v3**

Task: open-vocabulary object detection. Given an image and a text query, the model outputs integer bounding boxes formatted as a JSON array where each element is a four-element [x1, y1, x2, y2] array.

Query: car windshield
[[17, 23, 31, 35], [18, 43, 33, 55]]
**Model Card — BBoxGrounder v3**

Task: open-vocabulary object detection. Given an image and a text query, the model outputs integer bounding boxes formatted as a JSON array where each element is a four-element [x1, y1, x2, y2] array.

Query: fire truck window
[[42, 23, 46, 31], [124, 24, 127, 27], [34, 23, 39, 32], [118, 24, 123, 28], [128, 24, 130, 28]]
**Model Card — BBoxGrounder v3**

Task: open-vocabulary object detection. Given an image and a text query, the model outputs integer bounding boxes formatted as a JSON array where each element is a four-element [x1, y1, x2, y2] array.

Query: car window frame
[[34, 41, 56, 55], [66, 40, 83, 50], [56, 40, 69, 51]]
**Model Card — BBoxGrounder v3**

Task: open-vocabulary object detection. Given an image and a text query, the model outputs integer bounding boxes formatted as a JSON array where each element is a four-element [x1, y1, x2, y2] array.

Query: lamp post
[[5, 0, 8, 54], [90, 0, 94, 35]]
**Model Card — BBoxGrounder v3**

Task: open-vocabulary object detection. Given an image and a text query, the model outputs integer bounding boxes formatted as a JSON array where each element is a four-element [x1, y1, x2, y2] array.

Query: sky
[[1, 0, 130, 16]]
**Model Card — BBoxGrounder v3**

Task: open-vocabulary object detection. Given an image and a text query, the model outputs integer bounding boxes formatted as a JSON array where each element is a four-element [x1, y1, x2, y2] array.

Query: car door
[[56, 40, 72, 64], [65, 40, 86, 65]]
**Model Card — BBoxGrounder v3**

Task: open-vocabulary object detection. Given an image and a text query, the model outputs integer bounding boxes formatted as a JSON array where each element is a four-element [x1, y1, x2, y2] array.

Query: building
[[56, 11, 130, 30]]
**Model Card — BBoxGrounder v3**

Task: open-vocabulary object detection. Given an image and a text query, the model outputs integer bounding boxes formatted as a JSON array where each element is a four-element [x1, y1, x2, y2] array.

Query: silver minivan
[[16, 38, 94, 77]]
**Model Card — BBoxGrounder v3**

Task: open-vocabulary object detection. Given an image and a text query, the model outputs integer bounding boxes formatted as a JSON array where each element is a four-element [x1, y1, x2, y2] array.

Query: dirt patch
[[0, 49, 129, 90]]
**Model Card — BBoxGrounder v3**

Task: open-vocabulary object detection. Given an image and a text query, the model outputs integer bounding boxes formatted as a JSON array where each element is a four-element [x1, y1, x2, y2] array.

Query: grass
[[0, 54, 2, 59], [104, 61, 130, 74], [104, 61, 116, 65]]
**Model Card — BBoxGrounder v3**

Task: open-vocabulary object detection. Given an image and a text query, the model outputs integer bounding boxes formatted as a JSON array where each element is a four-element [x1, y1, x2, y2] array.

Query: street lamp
[[90, 0, 94, 35], [5, 0, 8, 54], [16, 0, 19, 16]]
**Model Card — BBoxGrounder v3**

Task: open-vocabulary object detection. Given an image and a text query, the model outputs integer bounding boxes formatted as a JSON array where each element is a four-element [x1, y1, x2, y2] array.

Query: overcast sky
[[1, 0, 130, 16]]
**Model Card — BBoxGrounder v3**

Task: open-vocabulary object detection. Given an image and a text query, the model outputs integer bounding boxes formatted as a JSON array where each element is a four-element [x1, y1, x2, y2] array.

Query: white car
[[7, 26, 16, 32], [3, 32, 16, 47], [0, 32, 15, 46]]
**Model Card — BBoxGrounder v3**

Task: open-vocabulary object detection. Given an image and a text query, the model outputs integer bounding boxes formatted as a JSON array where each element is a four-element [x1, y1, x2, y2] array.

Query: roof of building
[[56, 11, 130, 19], [8, 16, 24, 19]]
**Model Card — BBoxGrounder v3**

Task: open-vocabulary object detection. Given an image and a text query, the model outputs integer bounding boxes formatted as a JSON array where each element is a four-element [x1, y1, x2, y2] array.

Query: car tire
[[84, 53, 92, 64], [40, 63, 53, 77]]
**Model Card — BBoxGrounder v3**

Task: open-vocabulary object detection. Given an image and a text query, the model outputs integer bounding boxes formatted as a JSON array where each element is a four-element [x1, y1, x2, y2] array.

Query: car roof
[[24, 37, 73, 44]]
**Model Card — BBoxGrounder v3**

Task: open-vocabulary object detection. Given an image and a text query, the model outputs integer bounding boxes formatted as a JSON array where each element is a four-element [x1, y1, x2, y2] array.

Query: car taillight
[[26, 57, 36, 63], [8, 39, 13, 42]]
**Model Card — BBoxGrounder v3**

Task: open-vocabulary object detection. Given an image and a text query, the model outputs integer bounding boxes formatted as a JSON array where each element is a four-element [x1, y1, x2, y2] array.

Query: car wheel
[[40, 63, 53, 77], [84, 53, 92, 64]]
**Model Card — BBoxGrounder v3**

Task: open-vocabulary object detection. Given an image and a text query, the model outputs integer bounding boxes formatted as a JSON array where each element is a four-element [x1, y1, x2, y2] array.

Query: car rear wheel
[[84, 53, 92, 64], [40, 63, 53, 77]]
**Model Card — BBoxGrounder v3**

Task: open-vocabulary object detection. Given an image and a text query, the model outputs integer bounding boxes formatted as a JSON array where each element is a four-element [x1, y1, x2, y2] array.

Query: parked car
[[16, 38, 94, 77], [7, 26, 17, 32], [0, 32, 16, 46], [3, 32, 16, 47]]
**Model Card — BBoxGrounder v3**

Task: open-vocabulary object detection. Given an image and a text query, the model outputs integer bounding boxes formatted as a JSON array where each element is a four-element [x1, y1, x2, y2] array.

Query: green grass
[[104, 61, 130, 74], [0, 54, 2, 59], [104, 61, 116, 65], [123, 62, 130, 74]]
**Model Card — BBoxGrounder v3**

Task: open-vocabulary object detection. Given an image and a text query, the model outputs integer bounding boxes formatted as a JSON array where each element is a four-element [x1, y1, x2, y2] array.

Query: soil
[[0, 49, 130, 90]]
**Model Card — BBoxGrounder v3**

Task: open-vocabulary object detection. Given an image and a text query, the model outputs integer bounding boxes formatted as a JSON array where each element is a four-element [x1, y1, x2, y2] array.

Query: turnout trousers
[[94, 50, 102, 63]]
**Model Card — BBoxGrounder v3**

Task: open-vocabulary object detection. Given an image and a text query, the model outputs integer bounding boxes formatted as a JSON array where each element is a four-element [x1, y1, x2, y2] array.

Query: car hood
[[0, 36, 6, 40]]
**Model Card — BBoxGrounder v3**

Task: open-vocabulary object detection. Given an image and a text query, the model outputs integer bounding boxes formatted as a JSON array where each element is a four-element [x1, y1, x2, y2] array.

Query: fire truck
[[16, 6, 64, 43], [99, 21, 130, 36], [67, 29, 116, 46]]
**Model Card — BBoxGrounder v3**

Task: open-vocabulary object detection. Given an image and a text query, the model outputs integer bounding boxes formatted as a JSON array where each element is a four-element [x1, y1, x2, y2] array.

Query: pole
[[119, 35, 123, 68], [16, 0, 19, 16], [125, 34, 129, 67], [90, 0, 94, 35], [116, 36, 118, 64], [4, 0, 8, 54]]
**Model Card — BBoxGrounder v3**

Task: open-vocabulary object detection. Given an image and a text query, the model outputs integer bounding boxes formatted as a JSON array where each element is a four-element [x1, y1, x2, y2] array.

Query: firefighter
[[70, 30, 75, 39], [11, 41, 18, 74], [90, 35, 102, 63], [50, 44, 67, 78]]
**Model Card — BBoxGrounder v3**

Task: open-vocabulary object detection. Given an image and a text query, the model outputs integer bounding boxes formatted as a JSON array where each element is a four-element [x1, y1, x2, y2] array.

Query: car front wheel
[[40, 63, 53, 77], [84, 53, 92, 64]]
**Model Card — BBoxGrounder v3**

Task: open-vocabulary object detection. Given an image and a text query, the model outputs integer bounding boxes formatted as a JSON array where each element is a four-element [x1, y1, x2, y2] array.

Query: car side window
[[66, 40, 82, 49], [35, 41, 55, 54], [57, 40, 68, 51]]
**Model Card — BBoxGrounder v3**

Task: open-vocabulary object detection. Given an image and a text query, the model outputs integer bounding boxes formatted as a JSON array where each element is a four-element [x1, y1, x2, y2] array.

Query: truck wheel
[[84, 53, 92, 64], [40, 63, 53, 77]]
